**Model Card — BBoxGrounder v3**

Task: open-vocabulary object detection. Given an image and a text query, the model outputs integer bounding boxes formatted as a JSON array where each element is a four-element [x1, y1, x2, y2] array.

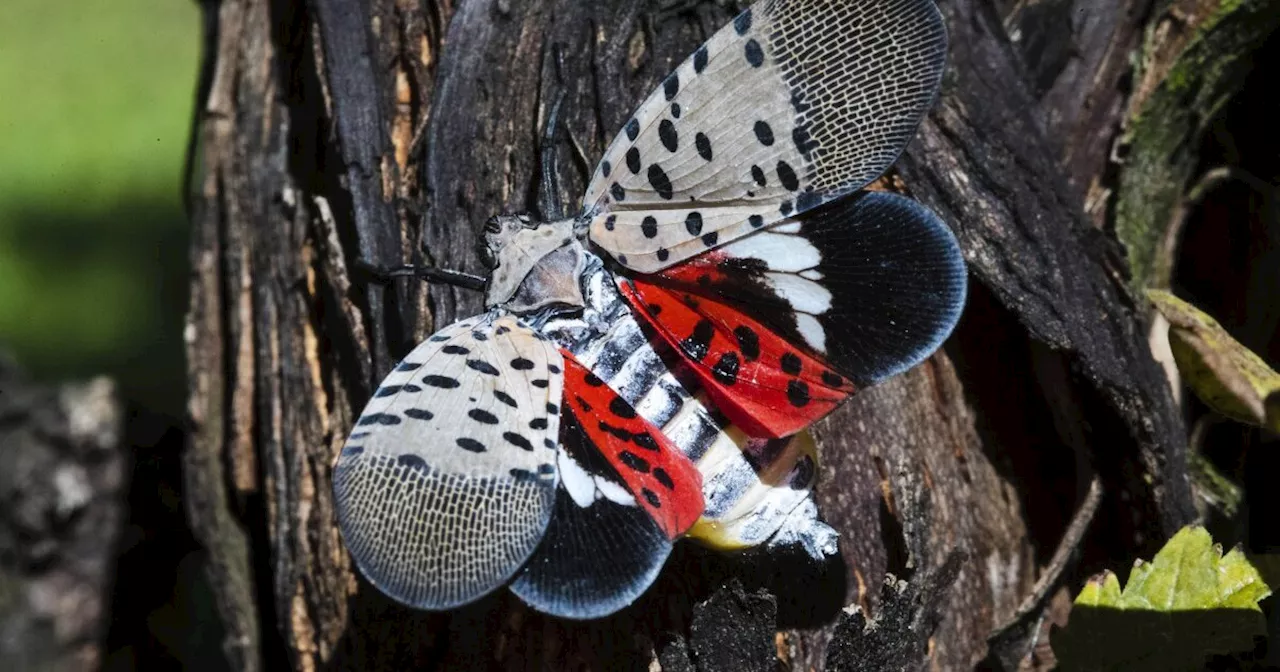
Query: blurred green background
[[0, 0, 199, 414], [1, 3, 214, 667]]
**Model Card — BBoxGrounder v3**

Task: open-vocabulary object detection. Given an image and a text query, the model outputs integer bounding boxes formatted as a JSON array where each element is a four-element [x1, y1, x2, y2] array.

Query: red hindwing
[[620, 277, 856, 439], [560, 351, 704, 538]]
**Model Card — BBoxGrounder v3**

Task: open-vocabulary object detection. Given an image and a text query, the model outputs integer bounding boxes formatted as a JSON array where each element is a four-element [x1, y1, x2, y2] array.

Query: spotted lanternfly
[[334, 0, 965, 619]]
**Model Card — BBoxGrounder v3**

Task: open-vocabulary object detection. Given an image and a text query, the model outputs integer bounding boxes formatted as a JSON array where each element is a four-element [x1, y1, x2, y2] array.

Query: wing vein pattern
[[334, 314, 564, 610], [585, 0, 947, 273]]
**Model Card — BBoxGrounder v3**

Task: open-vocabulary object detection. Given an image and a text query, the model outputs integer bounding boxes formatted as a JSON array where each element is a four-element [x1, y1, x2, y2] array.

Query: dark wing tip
[[781, 190, 965, 387], [508, 488, 673, 619]]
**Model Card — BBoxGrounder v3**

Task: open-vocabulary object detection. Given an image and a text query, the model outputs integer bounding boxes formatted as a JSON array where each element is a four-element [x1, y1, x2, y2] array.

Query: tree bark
[[183, 0, 1274, 669], [0, 364, 126, 672]]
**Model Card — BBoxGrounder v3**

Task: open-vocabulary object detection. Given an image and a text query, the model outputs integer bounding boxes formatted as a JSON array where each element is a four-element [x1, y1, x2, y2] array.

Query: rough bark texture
[[182, 0, 1277, 669], [0, 363, 126, 672]]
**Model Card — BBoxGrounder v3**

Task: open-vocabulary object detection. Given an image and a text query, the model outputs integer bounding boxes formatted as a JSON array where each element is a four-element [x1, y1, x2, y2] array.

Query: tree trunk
[[183, 0, 1272, 669], [0, 364, 126, 672]]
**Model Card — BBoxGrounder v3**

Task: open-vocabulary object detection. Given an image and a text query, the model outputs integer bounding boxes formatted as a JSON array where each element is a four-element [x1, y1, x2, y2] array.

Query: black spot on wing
[[598, 420, 633, 443], [657, 248, 670, 262], [546, 402, 559, 414], [504, 432, 534, 451], [712, 352, 740, 385], [751, 165, 767, 187], [618, 451, 650, 473], [780, 352, 802, 375], [469, 409, 500, 424], [685, 212, 703, 236], [701, 231, 718, 247], [397, 454, 427, 471], [359, 413, 401, 426], [531, 379, 550, 389], [584, 372, 605, 387], [456, 437, 487, 453], [734, 8, 752, 34], [442, 344, 470, 355], [611, 183, 626, 201], [632, 432, 659, 451], [395, 360, 422, 371], [693, 45, 708, 73], [510, 357, 535, 370], [695, 133, 712, 161], [530, 418, 549, 430], [422, 374, 459, 388], [663, 73, 679, 100], [624, 118, 640, 141], [659, 119, 678, 152], [680, 320, 714, 361], [403, 408, 434, 420], [608, 396, 637, 419], [626, 147, 641, 174], [744, 39, 764, 67], [641, 216, 658, 239], [753, 120, 774, 146], [605, 214, 617, 231], [822, 371, 845, 388], [734, 326, 760, 361], [466, 359, 500, 376], [648, 165, 673, 200], [642, 488, 662, 508], [786, 380, 811, 407], [777, 160, 800, 191], [494, 390, 518, 407]]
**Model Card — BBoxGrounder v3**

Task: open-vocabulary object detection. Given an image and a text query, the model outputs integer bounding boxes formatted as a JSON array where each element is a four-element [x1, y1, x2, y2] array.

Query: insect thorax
[[481, 215, 590, 314]]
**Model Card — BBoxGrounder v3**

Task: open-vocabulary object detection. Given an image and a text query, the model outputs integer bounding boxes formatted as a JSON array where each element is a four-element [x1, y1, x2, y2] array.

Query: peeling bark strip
[[182, 0, 1229, 668]]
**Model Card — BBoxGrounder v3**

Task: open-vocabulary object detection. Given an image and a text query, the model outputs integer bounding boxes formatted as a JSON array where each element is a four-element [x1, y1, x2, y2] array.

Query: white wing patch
[[556, 447, 637, 508], [333, 313, 566, 611], [584, 0, 947, 272]]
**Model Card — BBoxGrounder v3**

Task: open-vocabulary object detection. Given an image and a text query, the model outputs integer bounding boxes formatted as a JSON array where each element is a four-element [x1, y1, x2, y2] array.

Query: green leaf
[[1148, 290, 1280, 431], [1053, 526, 1272, 671]]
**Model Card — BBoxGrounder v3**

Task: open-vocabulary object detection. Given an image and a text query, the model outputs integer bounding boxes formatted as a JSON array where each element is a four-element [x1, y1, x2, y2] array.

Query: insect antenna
[[353, 259, 487, 292], [538, 42, 569, 222]]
